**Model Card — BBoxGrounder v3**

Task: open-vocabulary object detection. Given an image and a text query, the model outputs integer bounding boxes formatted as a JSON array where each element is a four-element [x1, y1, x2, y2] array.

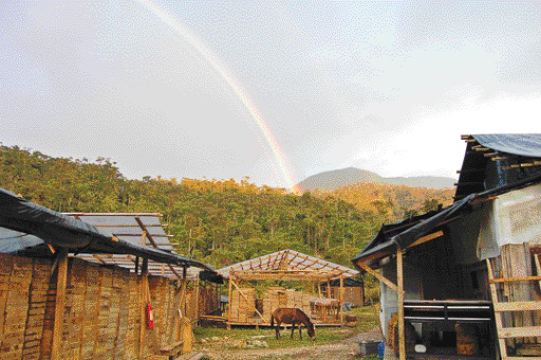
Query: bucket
[[455, 323, 479, 356], [358, 340, 379, 356], [377, 341, 385, 359]]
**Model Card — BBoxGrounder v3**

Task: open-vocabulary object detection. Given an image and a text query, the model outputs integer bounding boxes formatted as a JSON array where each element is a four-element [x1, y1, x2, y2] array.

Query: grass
[[194, 325, 353, 350], [194, 305, 380, 351]]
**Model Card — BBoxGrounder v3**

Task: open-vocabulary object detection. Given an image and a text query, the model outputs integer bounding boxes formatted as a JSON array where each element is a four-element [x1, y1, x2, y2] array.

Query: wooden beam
[[135, 217, 181, 279], [499, 326, 541, 339], [139, 258, 148, 359], [51, 249, 68, 360], [486, 259, 508, 358], [339, 274, 344, 324], [227, 274, 233, 327], [408, 230, 444, 249], [356, 261, 400, 293], [494, 301, 541, 312], [396, 248, 406, 360], [489, 275, 541, 284]]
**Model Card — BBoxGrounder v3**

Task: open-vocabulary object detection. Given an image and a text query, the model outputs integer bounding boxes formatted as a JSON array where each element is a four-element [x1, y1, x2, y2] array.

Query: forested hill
[[0, 145, 451, 268]]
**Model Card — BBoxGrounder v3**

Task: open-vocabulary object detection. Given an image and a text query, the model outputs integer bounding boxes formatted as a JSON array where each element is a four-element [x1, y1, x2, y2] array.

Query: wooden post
[[227, 273, 233, 329], [139, 258, 148, 359], [194, 278, 200, 322], [396, 248, 406, 360], [51, 249, 68, 360], [339, 274, 344, 324], [326, 279, 331, 298]]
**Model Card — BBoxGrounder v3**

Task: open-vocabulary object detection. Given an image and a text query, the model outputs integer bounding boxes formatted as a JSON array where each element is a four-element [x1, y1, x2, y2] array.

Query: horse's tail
[[270, 314, 274, 327]]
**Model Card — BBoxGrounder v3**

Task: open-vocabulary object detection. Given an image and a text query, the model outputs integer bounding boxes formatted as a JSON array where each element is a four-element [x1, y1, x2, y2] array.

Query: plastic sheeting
[[478, 182, 541, 260], [0, 188, 214, 272], [473, 134, 541, 158]]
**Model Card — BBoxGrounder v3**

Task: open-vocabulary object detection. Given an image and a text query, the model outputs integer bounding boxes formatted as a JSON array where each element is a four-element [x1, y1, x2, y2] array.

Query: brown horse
[[270, 308, 315, 340]]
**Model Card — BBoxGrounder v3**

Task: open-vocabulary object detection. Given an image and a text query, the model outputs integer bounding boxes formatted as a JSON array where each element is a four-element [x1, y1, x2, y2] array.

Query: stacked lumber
[[262, 287, 312, 322], [229, 288, 256, 323]]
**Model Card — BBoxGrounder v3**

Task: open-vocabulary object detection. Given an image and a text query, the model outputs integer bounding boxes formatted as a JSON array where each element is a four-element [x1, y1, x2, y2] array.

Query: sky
[[1, 1, 541, 189]]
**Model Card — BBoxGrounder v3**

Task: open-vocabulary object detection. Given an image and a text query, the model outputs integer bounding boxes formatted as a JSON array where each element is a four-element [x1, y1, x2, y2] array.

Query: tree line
[[0, 145, 451, 268]]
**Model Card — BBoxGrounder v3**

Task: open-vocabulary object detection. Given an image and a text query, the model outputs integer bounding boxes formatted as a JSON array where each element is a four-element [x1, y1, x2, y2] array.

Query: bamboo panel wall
[[0, 253, 201, 360], [229, 288, 256, 323]]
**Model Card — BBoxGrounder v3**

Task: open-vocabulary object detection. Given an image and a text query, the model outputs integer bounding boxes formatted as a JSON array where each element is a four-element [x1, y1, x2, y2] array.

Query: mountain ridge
[[297, 167, 455, 191]]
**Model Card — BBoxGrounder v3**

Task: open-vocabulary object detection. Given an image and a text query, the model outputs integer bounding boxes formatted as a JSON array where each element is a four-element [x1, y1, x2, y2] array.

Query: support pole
[[139, 258, 148, 359], [396, 247, 406, 360], [51, 249, 68, 360], [339, 274, 344, 324], [326, 279, 331, 298], [227, 273, 233, 329], [194, 278, 200, 322]]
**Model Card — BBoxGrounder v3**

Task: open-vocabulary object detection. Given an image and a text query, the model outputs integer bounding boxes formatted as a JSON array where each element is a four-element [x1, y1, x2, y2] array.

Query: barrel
[[455, 323, 479, 355]]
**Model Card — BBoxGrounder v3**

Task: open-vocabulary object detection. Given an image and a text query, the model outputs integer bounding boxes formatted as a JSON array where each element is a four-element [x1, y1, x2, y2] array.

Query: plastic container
[[377, 341, 385, 359], [358, 340, 379, 356]]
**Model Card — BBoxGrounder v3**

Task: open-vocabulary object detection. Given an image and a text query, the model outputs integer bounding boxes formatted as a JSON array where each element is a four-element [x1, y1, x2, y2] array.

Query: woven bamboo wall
[[0, 253, 198, 360], [229, 288, 257, 323]]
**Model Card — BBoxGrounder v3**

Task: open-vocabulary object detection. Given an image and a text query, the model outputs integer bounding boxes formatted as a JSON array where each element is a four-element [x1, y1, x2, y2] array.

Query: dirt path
[[201, 328, 383, 360]]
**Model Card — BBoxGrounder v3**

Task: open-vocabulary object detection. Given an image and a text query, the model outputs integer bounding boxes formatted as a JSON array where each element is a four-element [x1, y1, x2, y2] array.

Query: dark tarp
[[473, 134, 541, 159], [0, 188, 215, 272], [353, 171, 541, 267]]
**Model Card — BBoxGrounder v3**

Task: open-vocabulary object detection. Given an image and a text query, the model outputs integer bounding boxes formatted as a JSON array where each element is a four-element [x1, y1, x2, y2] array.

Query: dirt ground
[[199, 328, 383, 360]]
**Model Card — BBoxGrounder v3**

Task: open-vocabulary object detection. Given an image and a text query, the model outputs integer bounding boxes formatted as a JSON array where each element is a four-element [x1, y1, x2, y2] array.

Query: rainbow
[[135, 0, 300, 192]]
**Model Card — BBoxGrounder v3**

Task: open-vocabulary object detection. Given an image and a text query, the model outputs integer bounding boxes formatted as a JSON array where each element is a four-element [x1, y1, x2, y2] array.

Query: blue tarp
[[473, 134, 541, 158]]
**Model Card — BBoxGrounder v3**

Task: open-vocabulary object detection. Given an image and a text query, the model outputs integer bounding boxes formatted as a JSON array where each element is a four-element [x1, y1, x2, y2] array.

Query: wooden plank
[[194, 278, 200, 321], [490, 275, 541, 284], [486, 259, 509, 358], [396, 248, 406, 360], [227, 275, 233, 326], [139, 258, 148, 359], [356, 261, 400, 293], [408, 230, 444, 249], [494, 301, 541, 312], [51, 250, 68, 360], [505, 357, 541, 360], [499, 326, 541, 339], [339, 275, 344, 324], [535, 254, 541, 291]]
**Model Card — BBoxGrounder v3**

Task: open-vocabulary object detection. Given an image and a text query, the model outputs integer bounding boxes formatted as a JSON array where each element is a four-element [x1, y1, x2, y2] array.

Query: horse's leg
[[290, 322, 295, 339], [299, 324, 302, 339], [275, 321, 281, 339]]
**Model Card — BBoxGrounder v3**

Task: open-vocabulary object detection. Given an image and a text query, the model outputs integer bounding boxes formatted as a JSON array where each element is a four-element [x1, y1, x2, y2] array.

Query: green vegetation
[[0, 144, 450, 268]]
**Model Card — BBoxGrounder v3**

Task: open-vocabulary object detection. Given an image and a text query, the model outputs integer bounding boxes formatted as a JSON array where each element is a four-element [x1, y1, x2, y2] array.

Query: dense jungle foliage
[[0, 145, 452, 268]]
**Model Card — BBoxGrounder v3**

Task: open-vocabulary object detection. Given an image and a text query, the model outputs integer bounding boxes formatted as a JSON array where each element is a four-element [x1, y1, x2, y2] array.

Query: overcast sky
[[1, 1, 540, 188]]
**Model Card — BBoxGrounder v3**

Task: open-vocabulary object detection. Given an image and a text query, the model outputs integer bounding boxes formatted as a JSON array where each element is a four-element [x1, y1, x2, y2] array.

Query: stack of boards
[[263, 287, 312, 322], [229, 286, 313, 324]]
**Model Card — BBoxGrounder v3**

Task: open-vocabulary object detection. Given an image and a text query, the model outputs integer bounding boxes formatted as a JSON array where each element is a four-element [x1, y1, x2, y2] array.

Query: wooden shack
[[353, 134, 541, 360], [0, 188, 220, 359], [218, 249, 359, 327]]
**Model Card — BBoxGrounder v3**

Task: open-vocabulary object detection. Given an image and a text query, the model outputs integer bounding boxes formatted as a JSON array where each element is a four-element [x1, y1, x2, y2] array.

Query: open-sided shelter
[[0, 188, 220, 359], [353, 134, 541, 360], [218, 249, 359, 327]]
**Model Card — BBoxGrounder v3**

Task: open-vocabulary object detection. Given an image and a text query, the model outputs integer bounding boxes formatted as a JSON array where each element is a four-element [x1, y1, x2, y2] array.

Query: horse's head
[[307, 323, 316, 340]]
